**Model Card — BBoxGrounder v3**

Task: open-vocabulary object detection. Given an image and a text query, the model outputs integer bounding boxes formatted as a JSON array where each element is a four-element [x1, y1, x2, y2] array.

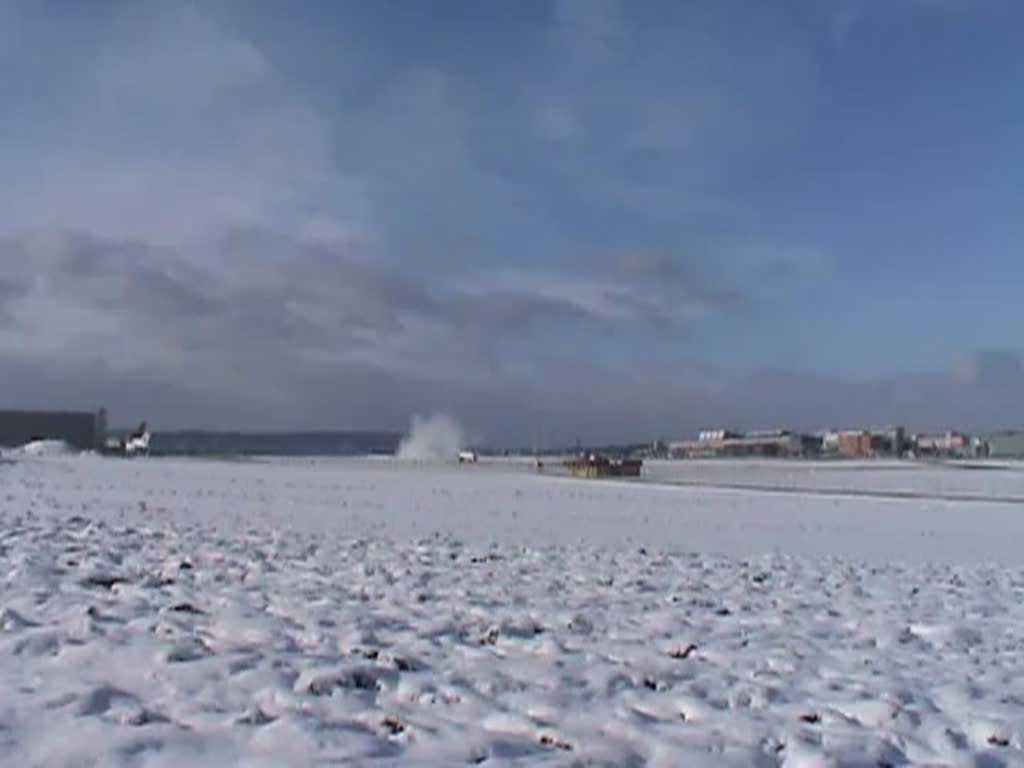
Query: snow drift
[[396, 413, 465, 462], [2, 439, 77, 458], [3, 455, 1024, 766]]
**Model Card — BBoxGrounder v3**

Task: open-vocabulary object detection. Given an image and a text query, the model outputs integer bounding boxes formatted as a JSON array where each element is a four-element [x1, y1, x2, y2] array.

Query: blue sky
[[1, 0, 1022, 443]]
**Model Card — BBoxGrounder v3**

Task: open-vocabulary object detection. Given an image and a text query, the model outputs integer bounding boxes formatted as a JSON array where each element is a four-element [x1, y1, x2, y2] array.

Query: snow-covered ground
[[643, 459, 1024, 504], [2, 454, 1023, 766]]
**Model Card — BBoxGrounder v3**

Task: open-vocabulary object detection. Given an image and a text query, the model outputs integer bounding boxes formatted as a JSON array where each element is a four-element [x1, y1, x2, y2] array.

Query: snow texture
[[1, 439, 76, 458], [1, 454, 1023, 766]]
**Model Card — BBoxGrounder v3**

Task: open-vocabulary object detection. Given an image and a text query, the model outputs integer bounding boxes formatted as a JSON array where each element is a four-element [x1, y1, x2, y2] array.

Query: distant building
[[839, 430, 873, 457], [820, 428, 901, 457], [870, 426, 907, 456], [671, 429, 819, 459], [822, 429, 872, 457], [698, 429, 738, 443], [0, 409, 108, 452], [987, 431, 1024, 459], [914, 431, 969, 457]]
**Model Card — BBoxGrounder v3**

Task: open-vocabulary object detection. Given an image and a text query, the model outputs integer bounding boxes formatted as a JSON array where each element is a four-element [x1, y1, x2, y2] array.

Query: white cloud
[[1, 3, 351, 245], [555, 0, 621, 64], [6, 2, 1003, 440], [535, 106, 581, 141]]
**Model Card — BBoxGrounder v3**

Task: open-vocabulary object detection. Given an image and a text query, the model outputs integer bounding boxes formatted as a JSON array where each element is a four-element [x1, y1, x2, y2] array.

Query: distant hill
[[145, 430, 403, 457]]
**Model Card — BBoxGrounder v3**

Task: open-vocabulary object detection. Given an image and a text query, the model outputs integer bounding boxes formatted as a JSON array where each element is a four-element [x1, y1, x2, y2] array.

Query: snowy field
[[642, 459, 1024, 504], [2, 453, 1024, 766]]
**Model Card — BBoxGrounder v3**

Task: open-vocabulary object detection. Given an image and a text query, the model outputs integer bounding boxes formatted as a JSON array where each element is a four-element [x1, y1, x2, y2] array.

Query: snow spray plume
[[396, 413, 465, 462]]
